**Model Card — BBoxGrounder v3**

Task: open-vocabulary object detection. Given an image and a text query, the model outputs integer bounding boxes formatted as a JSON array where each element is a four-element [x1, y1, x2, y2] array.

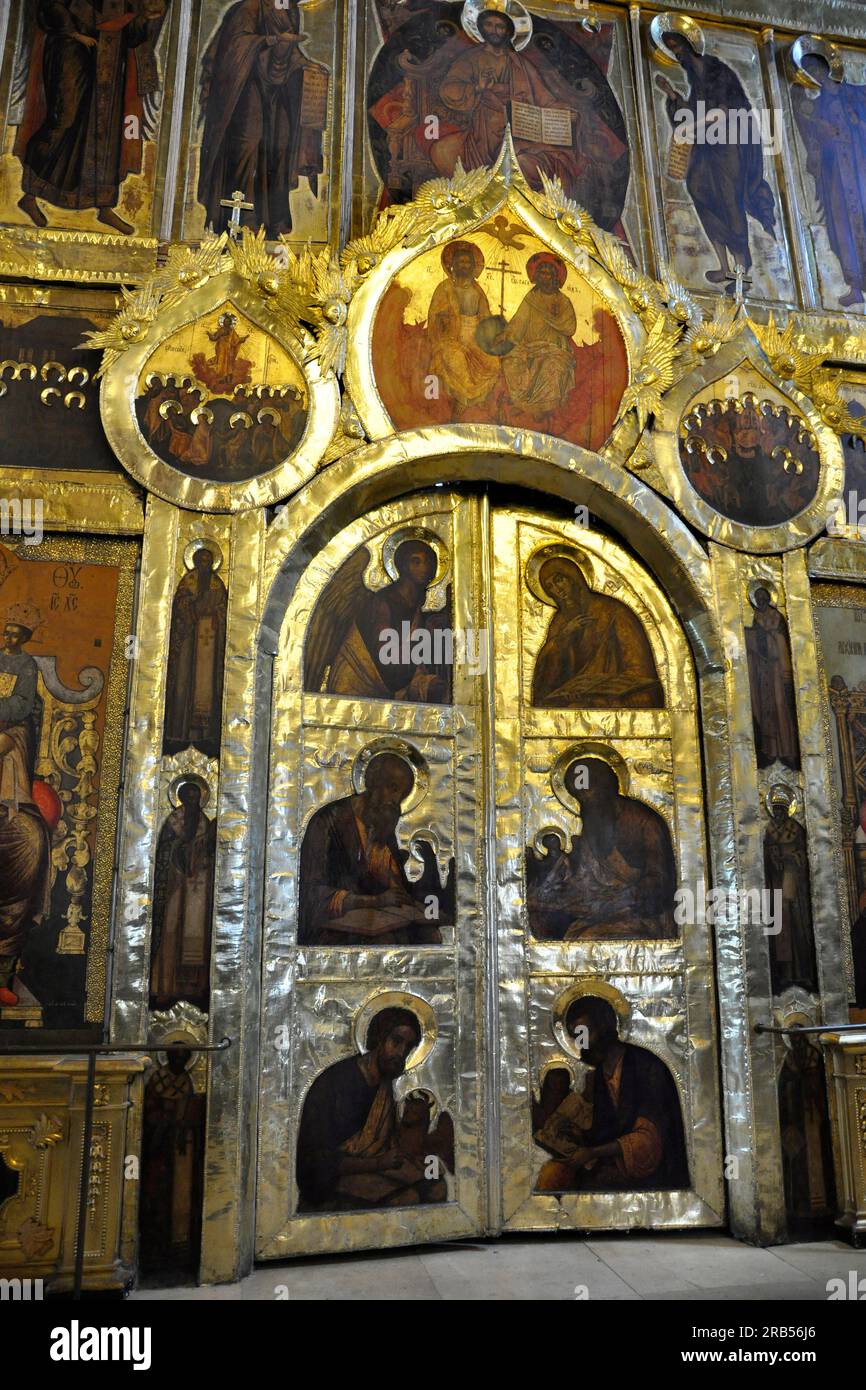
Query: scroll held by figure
[[534, 995, 690, 1193], [304, 537, 453, 704], [9, 1, 170, 236], [527, 758, 677, 941], [295, 1005, 454, 1212], [530, 548, 663, 709], [372, 228, 628, 449], [298, 752, 453, 946]]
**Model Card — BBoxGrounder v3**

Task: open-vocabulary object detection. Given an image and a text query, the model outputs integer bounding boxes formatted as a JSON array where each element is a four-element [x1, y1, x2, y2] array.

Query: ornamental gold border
[[651, 334, 845, 553], [99, 269, 340, 512]]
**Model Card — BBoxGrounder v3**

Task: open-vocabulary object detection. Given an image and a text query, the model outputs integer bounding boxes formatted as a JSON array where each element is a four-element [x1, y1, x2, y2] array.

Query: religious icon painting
[[645, 15, 795, 304], [172, 0, 339, 247], [0, 290, 127, 476], [0, 536, 136, 1033], [367, 225, 629, 448], [98, 263, 340, 511], [784, 37, 866, 316], [362, 0, 644, 253], [0, 0, 181, 244], [532, 987, 690, 1193], [653, 351, 844, 553], [812, 584, 866, 1008], [304, 529, 453, 704], [834, 381, 866, 540]]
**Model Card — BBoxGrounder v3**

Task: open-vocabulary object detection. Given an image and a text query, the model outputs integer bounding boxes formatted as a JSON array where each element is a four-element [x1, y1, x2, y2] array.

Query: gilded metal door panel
[[490, 506, 725, 1232], [256, 492, 487, 1257], [256, 493, 725, 1257]]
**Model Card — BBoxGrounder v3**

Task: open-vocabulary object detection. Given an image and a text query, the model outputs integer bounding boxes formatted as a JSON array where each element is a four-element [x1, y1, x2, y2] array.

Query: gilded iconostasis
[[2, 0, 866, 1286]]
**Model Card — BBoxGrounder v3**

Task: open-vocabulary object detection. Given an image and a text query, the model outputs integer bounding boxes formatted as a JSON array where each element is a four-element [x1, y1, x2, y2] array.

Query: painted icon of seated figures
[[531, 550, 663, 709], [298, 752, 452, 945], [526, 759, 676, 940], [534, 996, 689, 1194], [296, 1006, 454, 1212], [305, 538, 452, 702]]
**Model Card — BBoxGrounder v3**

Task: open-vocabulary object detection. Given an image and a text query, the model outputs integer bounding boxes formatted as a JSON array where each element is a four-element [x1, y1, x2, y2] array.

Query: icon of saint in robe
[[296, 1006, 453, 1211], [527, 758, 677, 941], [14, 0, 169, 235], [426, 242, 501, 419], [298, 752, 452, 946], [150, 779, 215, 1012], [793, 54, 866, 309], [655, 31, 778, 290], [531, 550, 664, 709], [163, 548, 228, 759], [763, 797, 817, 995], [534, 995, 689, 1193], [139, 1046, 205, 1276], [190, 313, 253, 396], [745, 588, 801, 771], [778, 1031, 836, 1236], [197, 0, 328, 238], [0, 607, 51, 1007], [305, 538, 452, 704]]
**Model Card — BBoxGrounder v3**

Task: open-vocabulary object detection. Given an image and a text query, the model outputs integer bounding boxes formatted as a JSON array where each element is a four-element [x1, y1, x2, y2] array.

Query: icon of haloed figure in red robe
[[14, 1, 169, 234], [197, 0, 327, 238], [296, 1006, 454, 1212], [534, 996, 689, 1193]]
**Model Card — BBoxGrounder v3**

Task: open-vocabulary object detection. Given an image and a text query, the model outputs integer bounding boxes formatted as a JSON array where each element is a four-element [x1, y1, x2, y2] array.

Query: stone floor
[[130, 1231, 866, 1301]]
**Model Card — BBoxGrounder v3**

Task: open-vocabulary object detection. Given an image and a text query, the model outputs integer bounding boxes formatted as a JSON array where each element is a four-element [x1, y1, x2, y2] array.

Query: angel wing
[[303, 546, 371, 694]]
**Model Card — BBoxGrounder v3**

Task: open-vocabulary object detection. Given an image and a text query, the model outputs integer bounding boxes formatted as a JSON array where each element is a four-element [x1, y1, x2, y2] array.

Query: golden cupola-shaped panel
[[344, 141, 643, 462], [650, 336, 844, 553], [93, 235, 340, 512]]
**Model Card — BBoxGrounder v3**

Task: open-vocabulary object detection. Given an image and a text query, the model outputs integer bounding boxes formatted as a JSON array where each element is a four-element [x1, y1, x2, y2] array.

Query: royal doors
[[255, 490, 724, 1258]]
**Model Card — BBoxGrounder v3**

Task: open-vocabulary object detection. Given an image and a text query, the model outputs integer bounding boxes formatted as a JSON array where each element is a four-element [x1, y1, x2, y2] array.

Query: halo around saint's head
[[551, 743, 630, 817], [183, 537, 224, 572], [552, 980, 631, 1058], [649, 12, 705, 65], [352, 737, 430, 816], [168, 773, 212, 808], [353, 990, 438, 1070], [525, 544, 598, 607], [462, 0, 533, 51]]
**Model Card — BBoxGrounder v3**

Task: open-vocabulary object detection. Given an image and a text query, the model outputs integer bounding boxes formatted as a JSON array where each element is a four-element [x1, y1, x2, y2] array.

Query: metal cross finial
[[728, 263, 752, 305], [220, 189, 255, 240]]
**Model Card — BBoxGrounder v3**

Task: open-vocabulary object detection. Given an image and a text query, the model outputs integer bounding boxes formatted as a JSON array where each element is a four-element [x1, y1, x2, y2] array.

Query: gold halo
[[551, 742, 630, 817], [462, 0, 533, 52], [552, 980, 631, 1059], [650, 12, 705, 66], [352, 737, 430, 816], [532, 824, 570, 856], [168, 773, 211, 808], [525, 543, 598, 607], [747, 578, 778, 610], [381, 526, 450, 589], [353, 990, 438, 1070], [789, 35, 844, 90], [766, 782, 798, 818], [182, 537, 224, 572], [153, 1032, 198, 1070]]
